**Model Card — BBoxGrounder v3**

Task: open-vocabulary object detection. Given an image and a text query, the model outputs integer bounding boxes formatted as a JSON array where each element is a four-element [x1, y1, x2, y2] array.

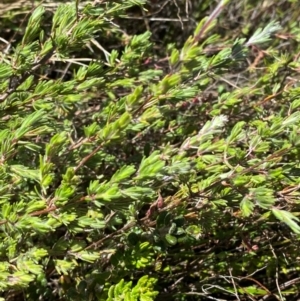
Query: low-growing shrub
[[1, 0, 300, 300]]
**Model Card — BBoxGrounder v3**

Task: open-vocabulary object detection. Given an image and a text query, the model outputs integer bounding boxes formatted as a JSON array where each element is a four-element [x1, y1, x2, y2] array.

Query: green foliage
[[107, 276, 158, 301], [1, 0, 300, 300]]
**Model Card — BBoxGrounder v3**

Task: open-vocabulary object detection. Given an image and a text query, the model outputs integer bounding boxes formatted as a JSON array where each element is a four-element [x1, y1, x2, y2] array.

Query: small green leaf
[[246, 21, 281, 46], [110, 165, 136, 183], [240, 197, 254, 217], [0, 64, 13, 79], [272, 208, 300, 234], [165, 234, 177, 246], [249, 187, 276, 209]]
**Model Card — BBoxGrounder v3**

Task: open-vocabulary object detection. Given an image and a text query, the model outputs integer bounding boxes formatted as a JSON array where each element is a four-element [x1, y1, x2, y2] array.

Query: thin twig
[[228, 268, 241, 301], [121, 16, 189, 22], [185, 292, 227, 301], [258, 277, 300, 301], [193, 0, 229, 44], [269, 242, 284, 301], [74, 142, 104, 172]]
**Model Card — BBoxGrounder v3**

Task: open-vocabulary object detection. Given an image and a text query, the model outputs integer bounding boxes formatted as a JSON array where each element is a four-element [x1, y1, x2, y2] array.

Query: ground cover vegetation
[[0, 0, 300, 300]]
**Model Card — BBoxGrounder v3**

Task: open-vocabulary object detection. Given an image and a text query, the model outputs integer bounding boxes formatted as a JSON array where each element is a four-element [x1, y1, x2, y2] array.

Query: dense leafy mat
[[1, 0, 300, 300]]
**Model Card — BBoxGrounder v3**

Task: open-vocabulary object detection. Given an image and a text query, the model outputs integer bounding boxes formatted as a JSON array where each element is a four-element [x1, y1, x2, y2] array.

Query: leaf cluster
[[1, 0, 300, 301]]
